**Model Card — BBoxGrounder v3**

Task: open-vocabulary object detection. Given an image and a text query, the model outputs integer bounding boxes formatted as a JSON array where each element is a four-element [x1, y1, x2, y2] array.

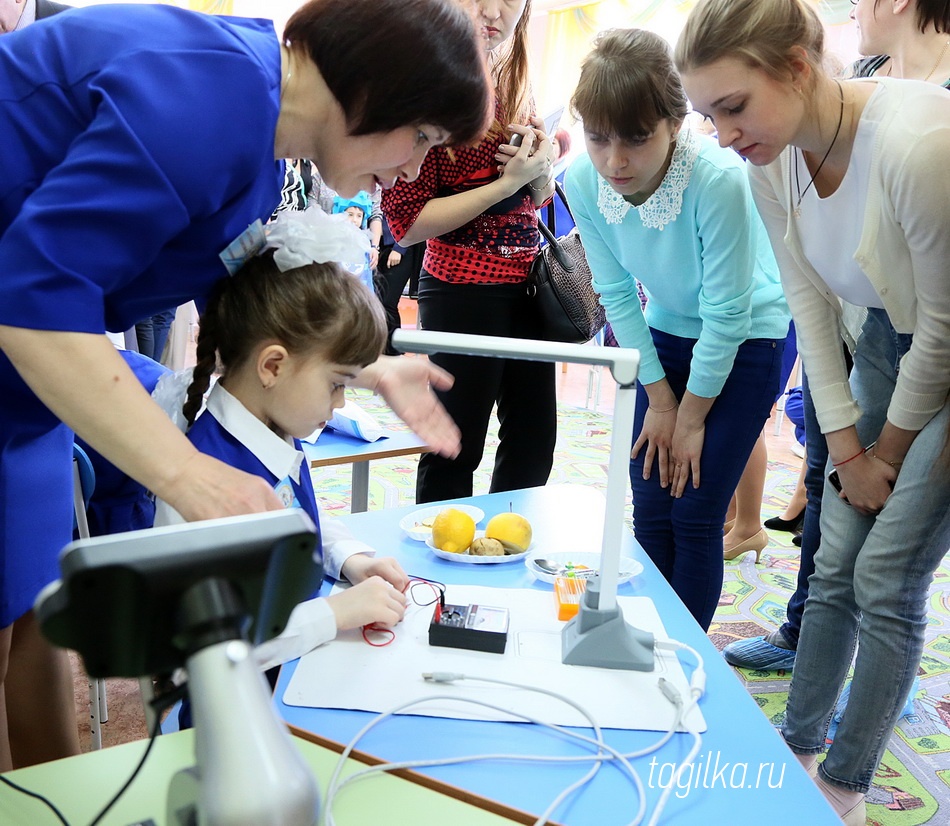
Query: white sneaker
[[790, 440, 805, 459]]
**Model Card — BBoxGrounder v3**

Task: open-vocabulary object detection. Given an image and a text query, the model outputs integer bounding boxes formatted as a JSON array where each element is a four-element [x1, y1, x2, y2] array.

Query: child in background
[[155, 211, 408, 671], [333, 192, 377, 291]]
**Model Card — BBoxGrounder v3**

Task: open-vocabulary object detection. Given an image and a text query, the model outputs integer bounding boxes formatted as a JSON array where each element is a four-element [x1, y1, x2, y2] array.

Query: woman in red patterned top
[[382, 0, 557, 502]]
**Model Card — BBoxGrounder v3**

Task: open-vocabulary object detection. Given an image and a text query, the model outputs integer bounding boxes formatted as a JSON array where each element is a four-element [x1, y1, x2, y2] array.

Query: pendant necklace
[[924, 40, 950, 82], [791, 80, 845, 218]]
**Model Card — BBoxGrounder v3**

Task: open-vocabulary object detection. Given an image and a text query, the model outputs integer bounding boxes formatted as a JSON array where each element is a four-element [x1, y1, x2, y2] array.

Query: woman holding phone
[[382, 0, 558, 503], [677, 0, 950, 821]]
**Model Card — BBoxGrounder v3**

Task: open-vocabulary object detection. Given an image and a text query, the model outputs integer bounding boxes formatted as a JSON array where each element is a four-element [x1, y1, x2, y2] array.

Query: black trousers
[[415, 273, 557, 503]]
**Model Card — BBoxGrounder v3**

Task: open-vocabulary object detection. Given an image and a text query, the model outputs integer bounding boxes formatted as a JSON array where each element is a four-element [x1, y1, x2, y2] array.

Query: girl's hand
[[341, 554, 410, 592], [387, 249, 402, 268], [631, 407, 678, 488], [325, 577, 408, 632], [670, 421, 705, 498], [837, 453, 896, 515]]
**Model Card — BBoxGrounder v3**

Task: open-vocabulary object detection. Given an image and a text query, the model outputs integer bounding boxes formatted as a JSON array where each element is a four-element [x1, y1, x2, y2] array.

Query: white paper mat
[[283, 585, 706, 732]]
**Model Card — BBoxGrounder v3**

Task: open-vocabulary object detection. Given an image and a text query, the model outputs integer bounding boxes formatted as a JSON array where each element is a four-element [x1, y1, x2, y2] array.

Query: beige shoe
[[723, 527, 768, 562]]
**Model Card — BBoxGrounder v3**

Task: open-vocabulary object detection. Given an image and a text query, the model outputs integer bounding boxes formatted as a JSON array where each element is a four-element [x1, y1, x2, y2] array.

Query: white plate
[[399, 505, 485, 542], [525, 552, 644, 585], [426, 532, 533, 564]]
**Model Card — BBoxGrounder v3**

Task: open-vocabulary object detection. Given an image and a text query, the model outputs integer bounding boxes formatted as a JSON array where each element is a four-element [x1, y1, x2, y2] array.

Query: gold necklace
[[791, 80, 845, 218], [924, 39, 950, 83]]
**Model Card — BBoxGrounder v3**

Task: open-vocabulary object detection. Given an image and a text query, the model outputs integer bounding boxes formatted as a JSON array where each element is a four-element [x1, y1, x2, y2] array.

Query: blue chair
[[72, 444, 108, 750]]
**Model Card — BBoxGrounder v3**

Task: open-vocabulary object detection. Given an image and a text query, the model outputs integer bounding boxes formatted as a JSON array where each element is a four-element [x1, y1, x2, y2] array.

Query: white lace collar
[[596, 127, 700, 230]]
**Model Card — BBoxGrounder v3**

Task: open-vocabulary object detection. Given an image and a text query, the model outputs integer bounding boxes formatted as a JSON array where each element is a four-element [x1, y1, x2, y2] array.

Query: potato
[[470, 537, 505, 557]]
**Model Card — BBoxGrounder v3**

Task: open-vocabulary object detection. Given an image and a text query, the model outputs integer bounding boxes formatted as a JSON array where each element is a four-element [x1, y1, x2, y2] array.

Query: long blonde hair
[[675, 0, 825, 87]]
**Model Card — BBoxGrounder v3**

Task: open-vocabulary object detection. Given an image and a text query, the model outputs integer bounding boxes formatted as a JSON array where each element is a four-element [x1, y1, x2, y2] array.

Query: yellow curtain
[[188, 0, 234, 13], [535, 1, 698, 112], [536, 3, 602, 114], [535, 0, 856, 114]]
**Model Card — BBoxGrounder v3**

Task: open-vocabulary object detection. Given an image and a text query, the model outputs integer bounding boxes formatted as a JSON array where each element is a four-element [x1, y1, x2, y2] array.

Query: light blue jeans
[[781, 309, 950, 792]]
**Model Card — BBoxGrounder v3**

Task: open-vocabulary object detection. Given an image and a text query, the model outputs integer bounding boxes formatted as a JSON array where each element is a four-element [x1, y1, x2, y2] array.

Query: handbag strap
[[541, 180, 575, 239], [554, 180, 575, 222], [537, 182, 575, 274]]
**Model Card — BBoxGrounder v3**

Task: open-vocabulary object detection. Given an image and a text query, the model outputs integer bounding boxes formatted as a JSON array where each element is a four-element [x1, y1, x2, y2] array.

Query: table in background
[[276, 484, 839, 825], [303, 428, 428, 513]]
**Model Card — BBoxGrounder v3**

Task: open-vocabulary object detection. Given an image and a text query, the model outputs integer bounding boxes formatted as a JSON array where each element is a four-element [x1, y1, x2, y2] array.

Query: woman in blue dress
[[565, 29, 790, 630], [0, 0, 489, 769]]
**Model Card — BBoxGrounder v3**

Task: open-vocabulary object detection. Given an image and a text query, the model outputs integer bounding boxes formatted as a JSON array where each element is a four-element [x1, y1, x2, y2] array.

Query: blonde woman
[[724, 0, 950, 675], [677, 0, 950, 822]]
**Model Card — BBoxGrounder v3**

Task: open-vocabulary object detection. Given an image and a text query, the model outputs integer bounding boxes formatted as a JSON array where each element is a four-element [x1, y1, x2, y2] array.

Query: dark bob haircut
[[284, 0, 492, 145]]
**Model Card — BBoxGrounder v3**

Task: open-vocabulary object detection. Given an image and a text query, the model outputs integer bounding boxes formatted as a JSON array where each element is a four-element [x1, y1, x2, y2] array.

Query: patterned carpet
[[316, 390, 950, 826]]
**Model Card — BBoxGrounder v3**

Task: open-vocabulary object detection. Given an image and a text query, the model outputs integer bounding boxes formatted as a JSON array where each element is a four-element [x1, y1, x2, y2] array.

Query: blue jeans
[[782, 309, 950, 792], [135, 308, 177, 363], [629, 330, 784, 630]]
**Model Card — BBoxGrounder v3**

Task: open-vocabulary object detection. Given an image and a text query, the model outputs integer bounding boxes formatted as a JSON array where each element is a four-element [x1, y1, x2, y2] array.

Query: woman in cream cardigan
[[677, 1, 950, 823]]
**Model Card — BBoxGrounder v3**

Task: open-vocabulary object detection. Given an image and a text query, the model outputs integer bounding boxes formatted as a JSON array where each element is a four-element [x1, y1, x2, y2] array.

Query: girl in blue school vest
[[155, 213, 409, 673]]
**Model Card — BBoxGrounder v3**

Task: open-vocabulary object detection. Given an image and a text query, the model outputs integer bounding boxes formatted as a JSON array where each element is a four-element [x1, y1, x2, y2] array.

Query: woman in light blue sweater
[[566, 29, 789, 629]]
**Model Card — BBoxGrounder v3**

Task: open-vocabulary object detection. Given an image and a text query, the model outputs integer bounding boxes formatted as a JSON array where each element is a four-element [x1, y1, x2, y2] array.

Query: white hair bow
[[266, 207, 370, 273]]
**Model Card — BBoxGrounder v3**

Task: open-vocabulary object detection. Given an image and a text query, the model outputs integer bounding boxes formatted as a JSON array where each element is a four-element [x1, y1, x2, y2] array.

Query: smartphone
[[509, 106, 566, 147], [828, 468, 844, 495]]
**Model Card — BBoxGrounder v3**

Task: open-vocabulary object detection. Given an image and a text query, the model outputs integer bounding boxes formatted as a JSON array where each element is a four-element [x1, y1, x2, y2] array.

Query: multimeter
[[428, 603, 509, 654]]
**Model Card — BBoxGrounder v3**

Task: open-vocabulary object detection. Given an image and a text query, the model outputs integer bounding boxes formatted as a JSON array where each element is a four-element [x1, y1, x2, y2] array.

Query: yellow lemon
[[431, 508, 476, 554], [485, 512, 532, 554]]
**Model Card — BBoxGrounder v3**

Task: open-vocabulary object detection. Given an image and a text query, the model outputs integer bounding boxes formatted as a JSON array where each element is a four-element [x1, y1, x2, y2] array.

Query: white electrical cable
[[323, 688, 655, 826], [322, 639, 706, 826], [646, 640, 706, 825], [323, 688, 644, 826]]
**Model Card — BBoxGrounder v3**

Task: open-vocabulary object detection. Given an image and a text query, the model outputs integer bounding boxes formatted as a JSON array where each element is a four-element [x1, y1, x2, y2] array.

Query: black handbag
[[527, 182, 606, 344]]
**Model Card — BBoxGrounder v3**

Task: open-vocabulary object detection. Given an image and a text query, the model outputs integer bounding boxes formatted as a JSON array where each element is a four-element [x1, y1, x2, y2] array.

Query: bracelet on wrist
[[648, 402, 678, 413], [832, 445, 869, 468], [527, 175, 553, 193], [871, 452, 902, 469]]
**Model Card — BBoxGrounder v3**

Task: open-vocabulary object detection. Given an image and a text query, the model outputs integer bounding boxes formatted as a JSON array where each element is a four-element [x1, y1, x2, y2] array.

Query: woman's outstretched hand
[[359, 355, 461, 458]]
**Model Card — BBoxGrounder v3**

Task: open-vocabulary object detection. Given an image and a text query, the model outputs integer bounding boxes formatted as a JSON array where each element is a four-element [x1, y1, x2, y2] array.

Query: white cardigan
[[749, 78, 950, 433]]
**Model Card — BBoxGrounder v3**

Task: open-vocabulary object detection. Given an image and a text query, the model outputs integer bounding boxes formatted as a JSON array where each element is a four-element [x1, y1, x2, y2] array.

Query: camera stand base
[[561, 577, 655, 671]]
